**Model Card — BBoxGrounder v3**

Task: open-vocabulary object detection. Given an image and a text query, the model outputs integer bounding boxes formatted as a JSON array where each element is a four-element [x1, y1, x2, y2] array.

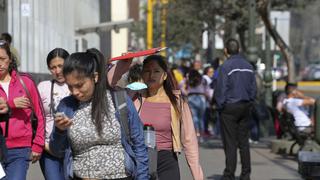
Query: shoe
[[249, 138, 258, 144]]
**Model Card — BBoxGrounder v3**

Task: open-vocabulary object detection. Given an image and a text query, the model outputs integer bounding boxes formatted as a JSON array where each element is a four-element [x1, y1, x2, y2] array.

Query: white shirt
[[283, 98, 311, 130], [0, 81, 10, 97], [37, 80, 70, 143]]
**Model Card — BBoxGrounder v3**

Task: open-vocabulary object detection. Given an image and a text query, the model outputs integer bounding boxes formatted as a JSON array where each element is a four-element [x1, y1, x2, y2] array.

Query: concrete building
[[0, 0, 135, 74]]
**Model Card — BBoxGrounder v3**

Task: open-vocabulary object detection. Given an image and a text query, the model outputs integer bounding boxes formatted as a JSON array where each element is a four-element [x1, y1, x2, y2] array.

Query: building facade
[[1, 0, 134, 73]]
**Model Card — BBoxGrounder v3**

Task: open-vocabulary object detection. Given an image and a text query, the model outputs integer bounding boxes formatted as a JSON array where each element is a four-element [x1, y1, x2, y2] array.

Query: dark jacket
[[49, 93, 149, 180], [214, 54, 256, 110]]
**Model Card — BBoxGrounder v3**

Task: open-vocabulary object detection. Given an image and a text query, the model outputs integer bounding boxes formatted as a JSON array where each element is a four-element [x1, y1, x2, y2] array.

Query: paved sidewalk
[[179, 138, 302, 180], [27, 138, 303, 180]]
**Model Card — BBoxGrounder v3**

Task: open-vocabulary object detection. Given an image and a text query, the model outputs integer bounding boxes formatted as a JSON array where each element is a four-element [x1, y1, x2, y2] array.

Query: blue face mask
[[126, 82, 148, 91]]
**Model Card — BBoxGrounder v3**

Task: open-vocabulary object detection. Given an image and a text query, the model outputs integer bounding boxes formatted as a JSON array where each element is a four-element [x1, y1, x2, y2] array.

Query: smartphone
[[54, 112, 65, 118]]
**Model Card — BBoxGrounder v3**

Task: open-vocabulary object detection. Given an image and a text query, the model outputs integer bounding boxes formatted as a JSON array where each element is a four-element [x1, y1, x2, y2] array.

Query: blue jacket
[[49, 93, 149, 180], [214, 54, 256, 110]]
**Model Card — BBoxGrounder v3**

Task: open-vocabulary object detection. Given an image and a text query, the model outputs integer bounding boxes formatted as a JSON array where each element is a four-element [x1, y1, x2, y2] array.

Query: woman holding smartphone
[[49, 48, 148, 180], [38, 48, 134, 180]]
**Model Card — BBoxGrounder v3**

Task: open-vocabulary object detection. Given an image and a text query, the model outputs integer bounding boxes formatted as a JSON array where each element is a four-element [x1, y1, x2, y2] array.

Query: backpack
[[112, 89, 158, 180]]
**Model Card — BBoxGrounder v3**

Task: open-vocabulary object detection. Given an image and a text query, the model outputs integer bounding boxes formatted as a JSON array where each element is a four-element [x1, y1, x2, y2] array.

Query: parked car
[[301, 64, 320, 81]]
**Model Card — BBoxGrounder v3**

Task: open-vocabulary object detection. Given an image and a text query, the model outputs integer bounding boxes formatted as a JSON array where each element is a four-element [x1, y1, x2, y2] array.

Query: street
[[179, 139, 302, 180], [27, 138, 302, 180]]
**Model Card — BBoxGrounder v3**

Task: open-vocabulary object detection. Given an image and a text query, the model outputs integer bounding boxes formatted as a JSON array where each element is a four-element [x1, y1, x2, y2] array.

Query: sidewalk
[[179, 138, 302, 180]]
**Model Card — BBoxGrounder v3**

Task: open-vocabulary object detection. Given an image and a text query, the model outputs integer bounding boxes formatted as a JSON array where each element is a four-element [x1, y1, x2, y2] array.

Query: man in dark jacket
[[214, 39, 256, 180]]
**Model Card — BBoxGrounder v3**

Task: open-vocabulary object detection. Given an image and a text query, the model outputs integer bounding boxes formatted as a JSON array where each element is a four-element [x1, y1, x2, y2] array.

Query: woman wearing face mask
[[49, 48, 148, 180], [136, 55, 203, 180], [37, 48, 70, 180], [0, 40, 45, 180]]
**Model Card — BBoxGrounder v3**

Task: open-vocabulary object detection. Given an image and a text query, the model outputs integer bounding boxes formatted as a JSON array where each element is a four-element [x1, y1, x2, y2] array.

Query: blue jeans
[[188, 95, 206, 133], [2, 148, 31, 180], [39, 151, 64, 180]]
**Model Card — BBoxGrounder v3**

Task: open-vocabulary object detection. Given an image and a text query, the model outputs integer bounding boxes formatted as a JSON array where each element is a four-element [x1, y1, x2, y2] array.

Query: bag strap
[[16, 73, 35, 113], [112, 90, 132, 145], [2, 111, 10, 138], [16, 73, 37, 133], [50, 80, 55, 115]]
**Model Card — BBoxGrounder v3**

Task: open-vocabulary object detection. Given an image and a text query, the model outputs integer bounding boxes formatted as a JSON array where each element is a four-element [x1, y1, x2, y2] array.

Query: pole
[[263, 1, 273, 137], [247, 0, 258, 64], [264, 1, 272, 107], [264, 29, 273, 107], [160, 0, 168, 56], [147, 0, 153, 49]]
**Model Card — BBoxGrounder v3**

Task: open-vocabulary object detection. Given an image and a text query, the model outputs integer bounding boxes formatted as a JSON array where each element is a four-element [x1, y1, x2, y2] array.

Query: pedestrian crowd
[[0, 32, 312, 180]]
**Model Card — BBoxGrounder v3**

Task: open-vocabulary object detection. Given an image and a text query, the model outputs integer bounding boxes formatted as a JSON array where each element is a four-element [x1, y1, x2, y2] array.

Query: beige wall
[[111, 0, 129, 58]]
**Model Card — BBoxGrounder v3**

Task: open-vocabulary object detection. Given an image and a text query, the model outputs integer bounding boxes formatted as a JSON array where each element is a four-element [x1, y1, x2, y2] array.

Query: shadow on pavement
[[199, 138, 271, 150], [207, 174, 246, 180]]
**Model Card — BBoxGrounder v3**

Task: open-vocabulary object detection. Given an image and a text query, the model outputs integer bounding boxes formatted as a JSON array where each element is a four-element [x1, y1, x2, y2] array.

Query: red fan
[[110, 47, 167, 62]]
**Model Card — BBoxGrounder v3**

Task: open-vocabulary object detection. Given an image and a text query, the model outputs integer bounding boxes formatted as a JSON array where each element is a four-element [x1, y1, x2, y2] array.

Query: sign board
[[21, 3, 31, 17]]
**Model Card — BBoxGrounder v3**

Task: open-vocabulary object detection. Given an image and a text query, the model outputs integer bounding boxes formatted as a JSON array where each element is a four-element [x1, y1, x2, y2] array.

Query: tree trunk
[[257, 0, 297, 83]]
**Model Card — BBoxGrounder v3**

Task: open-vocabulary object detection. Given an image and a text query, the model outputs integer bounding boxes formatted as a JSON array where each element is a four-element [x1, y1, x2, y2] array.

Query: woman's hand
[[55, 114, 72, 131], [30, 151, 41, 163], [13, 96, 30, 108]]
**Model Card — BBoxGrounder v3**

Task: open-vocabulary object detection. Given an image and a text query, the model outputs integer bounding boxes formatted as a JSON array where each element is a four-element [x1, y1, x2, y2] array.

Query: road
[[27, 138, 302, 180]]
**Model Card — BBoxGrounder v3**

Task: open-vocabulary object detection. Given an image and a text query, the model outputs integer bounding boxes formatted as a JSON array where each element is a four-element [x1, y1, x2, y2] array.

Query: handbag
[[17, 74, 38, 140], [0, 110, 10, 162], [0, 128, 7, 163]]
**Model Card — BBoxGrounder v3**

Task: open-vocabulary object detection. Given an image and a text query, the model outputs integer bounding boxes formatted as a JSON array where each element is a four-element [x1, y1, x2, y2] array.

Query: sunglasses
[[0, 40, 8, 46]]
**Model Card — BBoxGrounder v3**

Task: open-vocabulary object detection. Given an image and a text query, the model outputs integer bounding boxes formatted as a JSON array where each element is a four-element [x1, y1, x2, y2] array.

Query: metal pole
[[264, 1, 273, 107], [247, 0, 258, 64], [160, 0, 167, 56], [264, 28, 273, 107], [147, 0, 153, 49]]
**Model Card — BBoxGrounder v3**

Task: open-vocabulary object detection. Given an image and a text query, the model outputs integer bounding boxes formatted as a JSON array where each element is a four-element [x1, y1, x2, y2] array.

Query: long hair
[[143, 55, 180, 115], [0, 40, 17, 73], [63, 48, 108, 135], [46, 48, 69, 68]]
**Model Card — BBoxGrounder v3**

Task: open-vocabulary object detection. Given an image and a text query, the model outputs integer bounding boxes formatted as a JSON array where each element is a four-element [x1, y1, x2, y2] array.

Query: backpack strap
[[112, 90, 132, 145]]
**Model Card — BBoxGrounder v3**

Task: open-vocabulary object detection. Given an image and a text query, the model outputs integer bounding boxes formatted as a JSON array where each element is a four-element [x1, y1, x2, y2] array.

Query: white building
[[2, 0, 133, 73]]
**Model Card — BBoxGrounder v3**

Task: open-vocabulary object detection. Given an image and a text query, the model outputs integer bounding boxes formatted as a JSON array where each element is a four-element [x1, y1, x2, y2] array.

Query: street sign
[[21, 3, 31, 17]]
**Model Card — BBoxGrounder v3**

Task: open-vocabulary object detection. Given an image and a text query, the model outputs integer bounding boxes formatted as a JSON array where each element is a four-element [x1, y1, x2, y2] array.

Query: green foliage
[[130, 0, 317, 56]]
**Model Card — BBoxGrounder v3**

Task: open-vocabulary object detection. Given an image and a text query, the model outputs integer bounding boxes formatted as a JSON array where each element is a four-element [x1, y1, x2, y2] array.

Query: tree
[[131, 0, 318, 73], [256, 0, 316, 83]]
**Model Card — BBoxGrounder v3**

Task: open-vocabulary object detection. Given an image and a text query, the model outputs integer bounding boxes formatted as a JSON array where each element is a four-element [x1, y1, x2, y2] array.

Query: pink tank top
[[140, 101, 172, 150]]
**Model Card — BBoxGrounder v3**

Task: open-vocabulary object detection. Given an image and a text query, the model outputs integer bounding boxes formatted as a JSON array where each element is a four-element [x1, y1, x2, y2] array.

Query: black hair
[[127, 63, 143, 83], [46, 48, 69, 68], [212, 57, 220, 70], [63, 48, 108, 136], [225, 38, 240, 55], [0, 40, 17, 73], [143, 55, 180, 115], [0, 33, 12, 44], [188, 69, 202, 87], [285, 82, 297, 95], [203, 66, 213, 76]]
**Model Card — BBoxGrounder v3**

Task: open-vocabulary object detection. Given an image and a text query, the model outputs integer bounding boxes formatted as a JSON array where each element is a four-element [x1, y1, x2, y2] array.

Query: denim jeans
[[2, 148, 31, 180], [39, 151, 64, 180], [188, 95, 206, 133]]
